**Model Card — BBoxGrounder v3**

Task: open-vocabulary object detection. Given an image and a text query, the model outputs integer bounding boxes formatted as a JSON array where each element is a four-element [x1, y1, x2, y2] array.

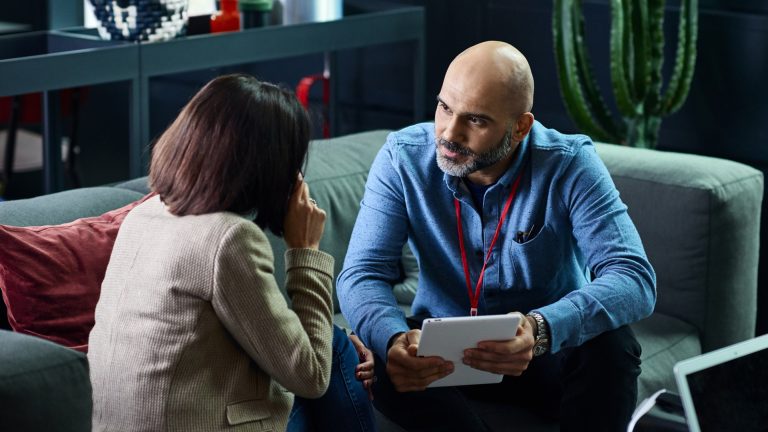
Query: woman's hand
[[349, 333, 375, 401], [283, 174, 326, 250]]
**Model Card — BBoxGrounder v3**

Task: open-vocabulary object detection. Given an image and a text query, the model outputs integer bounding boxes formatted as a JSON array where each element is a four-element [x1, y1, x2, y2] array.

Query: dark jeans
[[373, 325, 642, 432], [287, 325, 376, 432]]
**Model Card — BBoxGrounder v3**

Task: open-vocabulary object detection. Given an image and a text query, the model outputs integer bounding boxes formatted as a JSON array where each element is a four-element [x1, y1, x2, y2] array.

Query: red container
[[211, 0, 241, 33]]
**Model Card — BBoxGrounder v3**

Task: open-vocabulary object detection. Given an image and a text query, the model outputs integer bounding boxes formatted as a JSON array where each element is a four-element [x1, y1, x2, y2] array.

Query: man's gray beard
[[435, 129, 513, 178]]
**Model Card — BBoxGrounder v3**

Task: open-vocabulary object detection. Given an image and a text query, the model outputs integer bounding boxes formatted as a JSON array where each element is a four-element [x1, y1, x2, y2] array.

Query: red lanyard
[[455, 170, 524, 316]]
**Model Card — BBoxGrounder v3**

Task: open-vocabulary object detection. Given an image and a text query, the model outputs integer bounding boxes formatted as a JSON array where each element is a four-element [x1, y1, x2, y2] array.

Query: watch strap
[[527, 312, 550, 356]]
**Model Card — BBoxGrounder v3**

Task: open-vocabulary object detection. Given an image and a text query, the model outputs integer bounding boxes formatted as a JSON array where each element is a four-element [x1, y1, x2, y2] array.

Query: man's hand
[[386, 329, 454, 392], [348, 334, 375, 401], [462, 312, 535, 376]]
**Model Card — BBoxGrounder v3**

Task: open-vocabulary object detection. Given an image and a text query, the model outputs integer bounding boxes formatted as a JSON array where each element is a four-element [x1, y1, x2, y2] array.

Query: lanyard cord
[[455, 170, 524, 316]]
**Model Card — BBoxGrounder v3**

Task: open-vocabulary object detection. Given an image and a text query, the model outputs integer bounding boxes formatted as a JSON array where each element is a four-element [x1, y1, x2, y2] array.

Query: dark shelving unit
[[0, 6, 425, 191], [0, 30, 138, 193]]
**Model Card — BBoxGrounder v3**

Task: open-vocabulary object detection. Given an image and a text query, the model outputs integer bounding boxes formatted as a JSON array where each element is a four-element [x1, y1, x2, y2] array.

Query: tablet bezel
[[673, 333, 768, 432]]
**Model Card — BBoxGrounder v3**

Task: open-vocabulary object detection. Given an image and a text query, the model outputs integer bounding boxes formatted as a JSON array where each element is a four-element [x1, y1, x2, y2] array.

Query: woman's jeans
[[287, 325, 375, 432]]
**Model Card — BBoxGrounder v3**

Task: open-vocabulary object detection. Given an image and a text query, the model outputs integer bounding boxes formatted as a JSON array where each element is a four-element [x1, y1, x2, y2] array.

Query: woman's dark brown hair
[[149, 74, 309, 236]]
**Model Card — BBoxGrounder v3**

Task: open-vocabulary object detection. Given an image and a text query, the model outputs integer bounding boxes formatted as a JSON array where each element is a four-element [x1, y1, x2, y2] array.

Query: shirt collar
[[496, 132, 530, 189]]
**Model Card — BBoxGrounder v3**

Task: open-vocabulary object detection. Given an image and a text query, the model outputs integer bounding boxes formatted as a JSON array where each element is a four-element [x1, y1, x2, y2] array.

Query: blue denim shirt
[[337, 122, 656, 359]]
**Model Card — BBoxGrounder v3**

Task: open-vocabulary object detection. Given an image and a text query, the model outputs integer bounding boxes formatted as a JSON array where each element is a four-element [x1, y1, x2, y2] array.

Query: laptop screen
[[680, 336, 768, 431]]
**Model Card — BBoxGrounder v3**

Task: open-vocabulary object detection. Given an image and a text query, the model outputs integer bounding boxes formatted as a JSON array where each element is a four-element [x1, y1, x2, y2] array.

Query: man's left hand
[[462, 312, 535, 376]]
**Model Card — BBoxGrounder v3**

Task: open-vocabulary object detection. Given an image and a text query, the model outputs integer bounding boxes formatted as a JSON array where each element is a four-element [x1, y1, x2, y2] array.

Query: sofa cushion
[[630, 313, 701, 400], [0, 330, 91, 432], [0, 194, 151, 350]]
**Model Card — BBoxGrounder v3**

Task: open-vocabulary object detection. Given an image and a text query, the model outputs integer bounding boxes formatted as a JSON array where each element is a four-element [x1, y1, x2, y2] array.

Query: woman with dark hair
[[87, 74, 375, 431]]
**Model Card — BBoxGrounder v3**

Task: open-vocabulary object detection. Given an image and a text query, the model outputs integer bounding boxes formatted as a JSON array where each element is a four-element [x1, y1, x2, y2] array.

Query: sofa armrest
[[596, 143, 763, 352], [0, 330, 91, 431]]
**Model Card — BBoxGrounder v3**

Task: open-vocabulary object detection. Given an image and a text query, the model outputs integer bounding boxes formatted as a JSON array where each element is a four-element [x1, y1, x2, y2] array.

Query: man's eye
[[469, 116, 483, 125]]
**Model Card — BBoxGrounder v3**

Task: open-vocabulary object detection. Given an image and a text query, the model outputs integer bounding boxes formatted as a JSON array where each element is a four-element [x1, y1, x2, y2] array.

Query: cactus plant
[[553, 0, 698, 148]]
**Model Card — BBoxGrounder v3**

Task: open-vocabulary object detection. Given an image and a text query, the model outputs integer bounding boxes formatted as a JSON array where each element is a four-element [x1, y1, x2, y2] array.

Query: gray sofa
[[0, 130, 763, 431]]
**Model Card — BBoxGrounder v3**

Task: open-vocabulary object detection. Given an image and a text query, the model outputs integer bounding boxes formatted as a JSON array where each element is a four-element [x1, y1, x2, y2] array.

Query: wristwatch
[[527, 312, 550, 357]]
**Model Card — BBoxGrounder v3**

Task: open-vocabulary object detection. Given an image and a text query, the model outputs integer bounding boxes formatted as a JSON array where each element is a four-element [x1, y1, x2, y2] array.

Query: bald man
[[337, 41, 656, 431]]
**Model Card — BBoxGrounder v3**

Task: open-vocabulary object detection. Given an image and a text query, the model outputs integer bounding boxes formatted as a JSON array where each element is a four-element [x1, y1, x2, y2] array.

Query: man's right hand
[[386, 329, 454, 392]]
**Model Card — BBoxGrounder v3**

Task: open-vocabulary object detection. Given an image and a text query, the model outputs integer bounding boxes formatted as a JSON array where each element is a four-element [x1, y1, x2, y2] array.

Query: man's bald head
[[435, 42, 536, 183], [446, 41, 534, 114]]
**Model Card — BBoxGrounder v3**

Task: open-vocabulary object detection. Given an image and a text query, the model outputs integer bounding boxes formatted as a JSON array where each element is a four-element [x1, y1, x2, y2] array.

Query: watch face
[[533, 341, 548, 356]]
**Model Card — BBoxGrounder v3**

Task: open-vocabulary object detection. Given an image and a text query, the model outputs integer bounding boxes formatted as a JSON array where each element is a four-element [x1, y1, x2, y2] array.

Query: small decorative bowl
[[89, 0, 189, 43]]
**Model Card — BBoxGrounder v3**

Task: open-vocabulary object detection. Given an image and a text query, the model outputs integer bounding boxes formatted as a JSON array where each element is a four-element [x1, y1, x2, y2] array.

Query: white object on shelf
[[188, 0, 216, 16], [281, 0, 342, 25]]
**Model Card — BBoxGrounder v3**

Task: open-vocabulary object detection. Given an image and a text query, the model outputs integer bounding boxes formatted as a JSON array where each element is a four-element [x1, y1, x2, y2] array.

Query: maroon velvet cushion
[[0, 194, 153, 352]]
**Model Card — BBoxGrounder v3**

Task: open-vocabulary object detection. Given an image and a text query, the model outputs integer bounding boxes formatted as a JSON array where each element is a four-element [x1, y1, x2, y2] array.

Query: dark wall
[[1, 0, 47, 32], [388, 0, 768, 161], [0, 1, 83, 33]]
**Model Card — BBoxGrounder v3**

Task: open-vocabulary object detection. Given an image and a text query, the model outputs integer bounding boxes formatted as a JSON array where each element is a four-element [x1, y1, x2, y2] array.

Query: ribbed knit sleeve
[[211, 221, 334, 398]]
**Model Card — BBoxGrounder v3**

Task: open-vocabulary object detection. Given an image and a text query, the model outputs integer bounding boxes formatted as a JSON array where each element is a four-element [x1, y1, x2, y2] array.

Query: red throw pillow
[[0, 194, 154, 352]]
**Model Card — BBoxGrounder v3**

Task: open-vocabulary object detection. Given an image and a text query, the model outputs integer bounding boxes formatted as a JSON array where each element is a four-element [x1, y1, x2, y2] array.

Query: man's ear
[[514, 112, 535, 141]]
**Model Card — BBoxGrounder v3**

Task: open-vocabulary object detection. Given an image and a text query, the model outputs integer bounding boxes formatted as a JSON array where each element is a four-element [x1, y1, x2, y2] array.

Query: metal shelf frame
[[0, 5, 425, 193], [0, 30, 139, 193]]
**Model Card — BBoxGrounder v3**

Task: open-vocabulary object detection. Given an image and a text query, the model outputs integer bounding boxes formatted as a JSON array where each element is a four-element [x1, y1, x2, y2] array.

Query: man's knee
[[571, 325, 642, 375], [560, 325, 641, 427], [595, 325, 640, 362], [371, 354, 490, 431]]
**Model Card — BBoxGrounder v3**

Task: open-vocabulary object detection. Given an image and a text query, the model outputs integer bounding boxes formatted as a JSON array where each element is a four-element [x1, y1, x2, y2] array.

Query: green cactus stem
[[553, 0, 698, 148]]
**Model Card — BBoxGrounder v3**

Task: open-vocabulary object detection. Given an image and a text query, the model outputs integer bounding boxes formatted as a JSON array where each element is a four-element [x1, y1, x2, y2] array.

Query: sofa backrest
[[267, 130, 392, 312], [595, 143, 763, 352], [0, 187, 144, 227]]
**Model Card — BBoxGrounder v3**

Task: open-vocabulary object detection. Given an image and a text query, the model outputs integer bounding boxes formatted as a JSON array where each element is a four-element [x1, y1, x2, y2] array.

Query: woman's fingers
[[348, 333, 376, 399], [283, 180, 325, 249]]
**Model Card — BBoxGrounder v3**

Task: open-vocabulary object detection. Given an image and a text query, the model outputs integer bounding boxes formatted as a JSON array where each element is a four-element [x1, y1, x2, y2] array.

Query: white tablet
[[416, 313, 522, 387]]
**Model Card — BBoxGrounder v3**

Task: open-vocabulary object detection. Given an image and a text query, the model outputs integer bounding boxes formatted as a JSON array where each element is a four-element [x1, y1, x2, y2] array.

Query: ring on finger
[[308, 198, 317, 206]]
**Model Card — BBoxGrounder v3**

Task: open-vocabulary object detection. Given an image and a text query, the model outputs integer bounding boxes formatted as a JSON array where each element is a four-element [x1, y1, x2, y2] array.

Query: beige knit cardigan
[[88, 196, 334, 432]]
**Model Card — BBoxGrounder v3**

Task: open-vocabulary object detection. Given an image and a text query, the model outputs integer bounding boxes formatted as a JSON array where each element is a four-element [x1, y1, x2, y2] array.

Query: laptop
[[673, 333, 768, 432]]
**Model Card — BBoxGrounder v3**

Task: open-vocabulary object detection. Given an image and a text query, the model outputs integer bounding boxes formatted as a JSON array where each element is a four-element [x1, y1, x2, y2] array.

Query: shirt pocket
[[226, 399, 273, 430], [502, 224, 561, 290]]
